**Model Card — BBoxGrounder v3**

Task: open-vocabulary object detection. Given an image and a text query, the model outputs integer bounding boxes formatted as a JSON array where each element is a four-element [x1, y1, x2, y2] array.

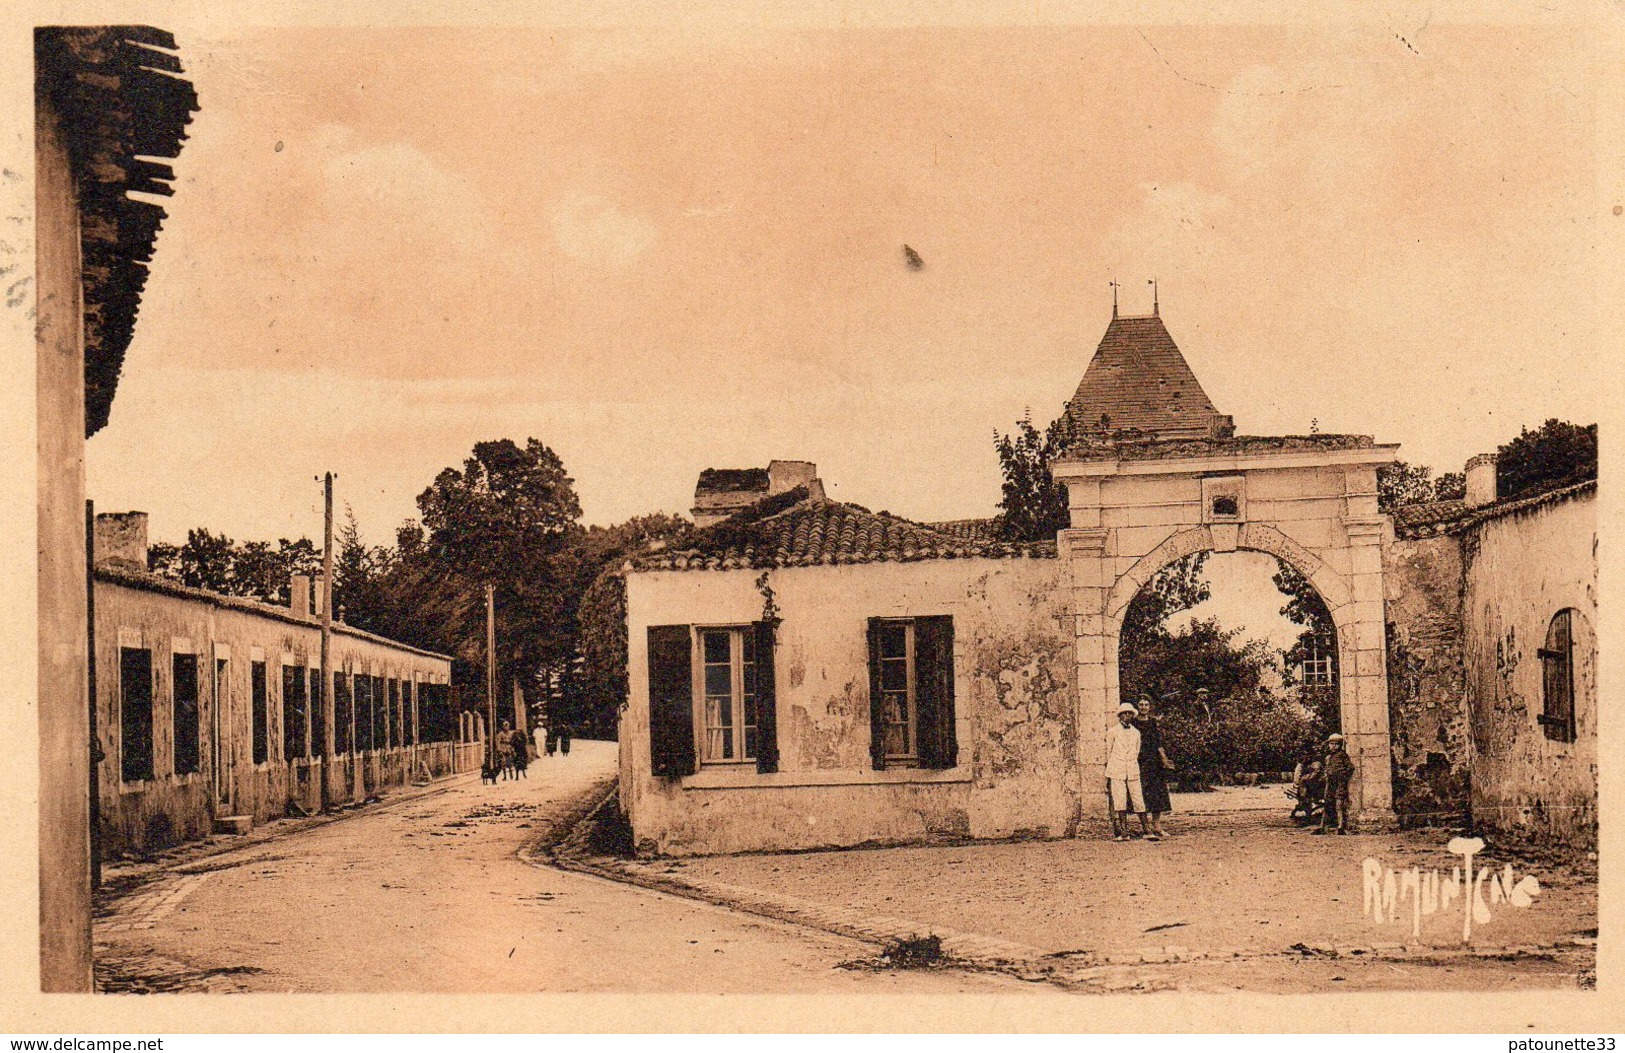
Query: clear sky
[[85, 18, 1600, 558]]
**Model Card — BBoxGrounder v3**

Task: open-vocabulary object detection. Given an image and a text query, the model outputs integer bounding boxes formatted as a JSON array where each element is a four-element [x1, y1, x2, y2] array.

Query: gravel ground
[[672, 790, 1595, 992]]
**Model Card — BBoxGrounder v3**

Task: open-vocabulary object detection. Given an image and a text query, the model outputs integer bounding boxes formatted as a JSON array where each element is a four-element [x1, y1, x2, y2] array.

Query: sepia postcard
[[2, 0, 1622, 1036]]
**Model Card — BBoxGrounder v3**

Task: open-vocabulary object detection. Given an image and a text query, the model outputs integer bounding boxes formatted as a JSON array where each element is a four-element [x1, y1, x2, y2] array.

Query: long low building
[[91, 514, 483, 857]]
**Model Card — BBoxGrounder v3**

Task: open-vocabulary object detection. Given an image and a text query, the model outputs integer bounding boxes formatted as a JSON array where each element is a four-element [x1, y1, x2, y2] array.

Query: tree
[[147, 541, 181, 578], [1497, 419, 1596, 501], [570, 513, 697, 733], [415, 438, 588, 723], [1377, 461, 1440, 512], [1118, 552, 1210, 663], [176, 528, 237, 593], [1272, 559, 1340, 736], [993, 410, 1070, 542], [418, 438, 583, 582]]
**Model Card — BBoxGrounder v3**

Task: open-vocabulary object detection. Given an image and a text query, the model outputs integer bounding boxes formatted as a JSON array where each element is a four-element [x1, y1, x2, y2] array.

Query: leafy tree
[[332, 509, 385, 625], [176, 528, 237, 593], [232, 537, 321, 602], [147, 541, 181, 578], [413, 438, 587, 723], [1497, 419, 1596, 501], [1118, 552, 1210, 663], [993, 410, 1070, 542], [1272, 560, 1340, 736], [418, 438, 583, 581], [571, 513, 697, 733], [1377, 461, 1441, 512], [1434, 471, 1466, 501]]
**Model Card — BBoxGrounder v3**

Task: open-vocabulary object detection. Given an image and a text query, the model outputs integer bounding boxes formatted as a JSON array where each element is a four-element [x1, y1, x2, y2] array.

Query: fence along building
[[92, 513, 479, 856]]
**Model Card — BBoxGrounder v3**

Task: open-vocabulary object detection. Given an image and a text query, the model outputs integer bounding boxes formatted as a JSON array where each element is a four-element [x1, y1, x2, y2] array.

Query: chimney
[[767, 460, 817, 495], [93, 512, 149, 571], [1465, 453, 1499, 508], [312, 575, 327, 617], [290, 574, 311, 618]]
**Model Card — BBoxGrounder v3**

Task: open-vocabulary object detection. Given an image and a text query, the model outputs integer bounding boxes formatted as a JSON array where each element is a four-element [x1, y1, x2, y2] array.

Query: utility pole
[[485, 583, 497, 768], [318, 473, 335, 812]]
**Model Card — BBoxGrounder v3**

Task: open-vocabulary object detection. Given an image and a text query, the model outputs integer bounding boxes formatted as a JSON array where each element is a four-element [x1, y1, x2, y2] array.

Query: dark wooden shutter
[[647, 625, 696, 778], [914, 615, 958, 769], [1539, 610, 1575, 743], [867, 618, 887, 770], [753, 620, 779, 774]]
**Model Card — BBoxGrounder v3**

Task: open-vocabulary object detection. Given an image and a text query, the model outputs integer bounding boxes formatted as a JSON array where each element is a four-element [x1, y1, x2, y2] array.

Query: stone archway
[[1053, 440, 1397, 829]]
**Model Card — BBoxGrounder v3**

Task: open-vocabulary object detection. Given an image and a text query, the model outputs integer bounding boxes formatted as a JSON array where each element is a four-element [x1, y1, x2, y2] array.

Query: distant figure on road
[[510, 726, 531, 779], [496, 720, 517, 780], [557, 722, 573, 756], [1106, 702, 1153, 841], [1314, 733, 1353, 835], [545, 727, 558, 757]]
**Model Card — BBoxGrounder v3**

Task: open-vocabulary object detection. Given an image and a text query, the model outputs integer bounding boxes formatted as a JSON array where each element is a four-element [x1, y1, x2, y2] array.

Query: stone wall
[[1462, 489, 1597, 847], [622, 557, 1077, 856], [1382, 533, 1471, 826], [94, 576, 460, 856], [1058, 449, 1396, 824]]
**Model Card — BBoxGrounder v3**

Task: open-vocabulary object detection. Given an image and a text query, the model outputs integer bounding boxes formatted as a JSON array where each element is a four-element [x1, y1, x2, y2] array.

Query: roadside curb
[[525, 792, 1596, 992], [98, 770, 481, 897]]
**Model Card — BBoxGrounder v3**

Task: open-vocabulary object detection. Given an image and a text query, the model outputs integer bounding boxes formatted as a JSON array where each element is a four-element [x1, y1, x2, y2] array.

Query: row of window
[[116, 645, 453, 785], [648, 615, 958, 778]]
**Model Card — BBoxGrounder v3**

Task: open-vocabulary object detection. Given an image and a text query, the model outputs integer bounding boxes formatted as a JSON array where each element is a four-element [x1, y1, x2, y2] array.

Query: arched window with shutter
[[1538, 609, 1577, 743]]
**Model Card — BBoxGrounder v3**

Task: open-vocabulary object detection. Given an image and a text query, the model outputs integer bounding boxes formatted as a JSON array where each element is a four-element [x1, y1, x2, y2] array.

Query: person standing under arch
[[1107, 702, 1153, 841], [1135, 695, 1175, 839]]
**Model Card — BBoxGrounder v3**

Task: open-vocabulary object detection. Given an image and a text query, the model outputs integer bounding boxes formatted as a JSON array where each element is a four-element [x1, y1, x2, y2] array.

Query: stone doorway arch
[[1053, 439, 1398, 828]]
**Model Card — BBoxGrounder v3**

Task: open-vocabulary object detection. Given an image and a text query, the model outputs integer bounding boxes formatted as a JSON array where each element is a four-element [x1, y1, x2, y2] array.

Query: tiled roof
[[1393, 479, 1596, 540], [1061, 313, 1232, 442], [695, 467, 770, 495], [37, 27, 198, 437], [1056, 432, 1383, 462], [927, 518, 999, 541], [93, 564, 453, 661], [634, 493, 1054, 571]]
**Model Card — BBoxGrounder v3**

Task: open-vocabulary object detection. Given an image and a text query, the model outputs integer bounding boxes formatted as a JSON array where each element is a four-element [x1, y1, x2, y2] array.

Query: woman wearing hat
[[1135, 695, 1176, 839]]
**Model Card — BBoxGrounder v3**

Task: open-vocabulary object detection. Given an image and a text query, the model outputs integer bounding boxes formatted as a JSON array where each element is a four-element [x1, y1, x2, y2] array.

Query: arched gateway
[[1051, 306, 1398, 823]]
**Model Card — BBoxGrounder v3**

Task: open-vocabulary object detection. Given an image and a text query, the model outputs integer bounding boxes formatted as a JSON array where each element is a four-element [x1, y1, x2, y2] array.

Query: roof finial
[[1109, 279, 1120, 319], [1148, 278, 1159, 316]]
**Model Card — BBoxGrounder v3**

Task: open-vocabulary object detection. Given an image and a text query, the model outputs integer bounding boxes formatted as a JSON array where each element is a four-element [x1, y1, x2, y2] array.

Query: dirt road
[[94, 741, 1020, 994]]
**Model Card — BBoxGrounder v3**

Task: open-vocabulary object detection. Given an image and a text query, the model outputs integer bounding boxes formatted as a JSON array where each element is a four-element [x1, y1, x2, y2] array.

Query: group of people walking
[[484, 720, 572, 782]]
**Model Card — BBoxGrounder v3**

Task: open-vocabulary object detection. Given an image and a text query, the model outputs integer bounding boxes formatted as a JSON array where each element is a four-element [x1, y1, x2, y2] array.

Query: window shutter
[[914, 615, 958, 769], [752, 620, 780, 774], [867, 618, 887, 770], [647, 625, 696, 778]]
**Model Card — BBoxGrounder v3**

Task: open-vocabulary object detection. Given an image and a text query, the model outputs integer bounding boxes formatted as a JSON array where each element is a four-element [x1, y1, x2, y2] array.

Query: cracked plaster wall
[[1382, 535, 1471, 827], [622, 559, 1077, 855], [1462, 492, 1597, 847]]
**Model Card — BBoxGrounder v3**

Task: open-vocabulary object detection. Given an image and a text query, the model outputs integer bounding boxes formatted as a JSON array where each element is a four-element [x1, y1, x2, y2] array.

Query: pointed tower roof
[[1062, 311, 1233, 441]]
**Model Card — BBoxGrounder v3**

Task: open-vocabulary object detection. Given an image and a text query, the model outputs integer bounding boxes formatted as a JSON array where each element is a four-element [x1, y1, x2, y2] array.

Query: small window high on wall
[[1539, 609, 1578, 743]]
